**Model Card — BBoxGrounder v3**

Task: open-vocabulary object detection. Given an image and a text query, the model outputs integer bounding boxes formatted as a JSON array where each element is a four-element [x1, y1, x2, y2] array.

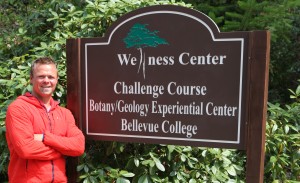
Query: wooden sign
[[66, 5, 270, 182]]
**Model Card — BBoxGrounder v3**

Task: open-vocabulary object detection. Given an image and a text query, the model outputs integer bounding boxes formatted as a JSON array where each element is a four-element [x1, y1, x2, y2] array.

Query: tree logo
[[123, 23, 169, 79]]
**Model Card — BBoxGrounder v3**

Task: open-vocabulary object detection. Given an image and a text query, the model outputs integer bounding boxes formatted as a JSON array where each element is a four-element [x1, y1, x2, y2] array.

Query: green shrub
[[265, 81, 300, 182], [78, 142, 246, 182]]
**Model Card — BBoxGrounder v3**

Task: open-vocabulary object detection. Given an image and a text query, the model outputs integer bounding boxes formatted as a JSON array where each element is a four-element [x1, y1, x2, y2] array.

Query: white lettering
[[117, 54, 137, 65], [121, 118, 159, 133], [179, 52, 226, 65], [206, 102, 238, 116], [167, 82, 207, 96], [162, 120, 197, 138]]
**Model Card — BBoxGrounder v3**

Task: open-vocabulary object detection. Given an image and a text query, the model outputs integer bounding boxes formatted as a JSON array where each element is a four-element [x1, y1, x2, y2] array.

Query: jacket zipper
[[51, 160, 54, 183], [46, 110, 55, 183], [31, 95, 56, 182]]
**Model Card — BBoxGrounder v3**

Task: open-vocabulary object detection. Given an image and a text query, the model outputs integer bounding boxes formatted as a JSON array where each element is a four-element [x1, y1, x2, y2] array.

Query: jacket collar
[[20, 92, 59, 111]]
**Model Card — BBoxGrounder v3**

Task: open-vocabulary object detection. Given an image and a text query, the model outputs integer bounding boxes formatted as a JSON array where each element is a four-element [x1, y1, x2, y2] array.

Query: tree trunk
[[137, 48, 143, 74]]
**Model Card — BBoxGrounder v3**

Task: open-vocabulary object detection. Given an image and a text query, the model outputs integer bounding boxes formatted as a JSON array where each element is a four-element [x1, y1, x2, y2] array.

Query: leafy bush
[[77, 141, 246, 182], [265, 82, 300, 182], [186, 0, 300, 103]]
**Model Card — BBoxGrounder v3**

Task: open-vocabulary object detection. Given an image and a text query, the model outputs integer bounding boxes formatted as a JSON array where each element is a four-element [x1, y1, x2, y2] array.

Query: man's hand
[[34, 134, 44, 142]]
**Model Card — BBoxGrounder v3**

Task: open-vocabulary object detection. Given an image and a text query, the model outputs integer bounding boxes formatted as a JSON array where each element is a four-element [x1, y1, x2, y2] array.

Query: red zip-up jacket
[[5, 92, 85, 183]]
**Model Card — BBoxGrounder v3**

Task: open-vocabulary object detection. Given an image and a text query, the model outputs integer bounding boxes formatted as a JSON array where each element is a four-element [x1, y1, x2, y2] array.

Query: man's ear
[[30, 75, 33, 84]]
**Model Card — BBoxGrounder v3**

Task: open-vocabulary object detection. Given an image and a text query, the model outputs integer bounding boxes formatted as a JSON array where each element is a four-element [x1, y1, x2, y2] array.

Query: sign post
[[245, 31, 270, 182], [66, 5, 270, 182]]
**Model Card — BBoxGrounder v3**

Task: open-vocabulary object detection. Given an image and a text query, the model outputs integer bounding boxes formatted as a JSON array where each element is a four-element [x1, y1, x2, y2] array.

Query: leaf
[[0, 79, 7, 84], [222, 157, 232, 166], [176, 172, 184, 180], [270, 156, 277, 163], [141, 159, 153, 165], [88, 176, 97, 183], [55, 43, 61, 50], [82, 178, 89, 183], [15, 83, 24, 89], [81, 24, 88, 29], [226, 166, 236, 176], [201, 149, 207, 157], [211, 166, 217, 175], [116, 177, 130, 183], [54, 31, 60, 39], [84, 165, 89, 173], [182, 146, 192, 152], [167, 145, 175, 153], [134, 157, 139, 167], [296, 85, 300, 95], [155, 160, 165, 172], [170, 171, 176, 176], [11, 68, 21, 74], [138, 175, 151, 183], [284, 125, 289, 134], [272, 124, 278, 133], [120, 170, 134, 177], [233, 164, 243, 171], [189, 157, 198, 163], [79, 174, 88, 179], [189, 179, 197, 183], [17, 65, 29, 70], [221, 150, 231, 156], [40, 42, 47, 48], [187, 159, 194, 168], [180, 154, 186, 162], [50, 10, 59, 17], [149, 153, 165, 171], [77, 164, 85, 172], [55, 91, 62, 97], [18, 27, 25, 34]]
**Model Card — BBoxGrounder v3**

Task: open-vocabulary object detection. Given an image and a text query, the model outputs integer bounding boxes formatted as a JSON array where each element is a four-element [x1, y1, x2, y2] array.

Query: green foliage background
[[0, 0, 299, 182]]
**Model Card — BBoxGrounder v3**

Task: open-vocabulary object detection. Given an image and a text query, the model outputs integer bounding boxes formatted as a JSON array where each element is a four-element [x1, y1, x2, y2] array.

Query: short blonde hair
[[30, 57, 57, 77]]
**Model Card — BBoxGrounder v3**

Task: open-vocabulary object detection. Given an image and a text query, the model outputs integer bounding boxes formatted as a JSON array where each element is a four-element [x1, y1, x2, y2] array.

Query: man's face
[[30, 63, 58, 100]]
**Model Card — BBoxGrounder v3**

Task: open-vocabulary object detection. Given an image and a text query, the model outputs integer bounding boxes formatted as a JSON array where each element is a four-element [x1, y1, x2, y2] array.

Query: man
[[5, 57, 85, 182]]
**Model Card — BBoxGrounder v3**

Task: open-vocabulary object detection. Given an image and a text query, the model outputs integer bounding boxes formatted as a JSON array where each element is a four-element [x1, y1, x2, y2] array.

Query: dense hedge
[[0, 0, 299, 182]]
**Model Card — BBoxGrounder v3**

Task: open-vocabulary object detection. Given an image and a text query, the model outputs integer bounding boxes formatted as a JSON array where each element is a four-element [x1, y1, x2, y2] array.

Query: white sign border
[[84, 10, 245, 144]]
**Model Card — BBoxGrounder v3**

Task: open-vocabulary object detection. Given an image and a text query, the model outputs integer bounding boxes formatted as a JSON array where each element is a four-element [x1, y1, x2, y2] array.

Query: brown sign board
[[66, 5, 270, 182], [75, 5, 251, 149]]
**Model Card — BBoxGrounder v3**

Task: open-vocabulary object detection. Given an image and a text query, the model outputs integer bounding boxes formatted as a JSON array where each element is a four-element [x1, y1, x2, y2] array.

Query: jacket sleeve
[[5, 105, 62, 160], [43, 109, 85, 157]]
